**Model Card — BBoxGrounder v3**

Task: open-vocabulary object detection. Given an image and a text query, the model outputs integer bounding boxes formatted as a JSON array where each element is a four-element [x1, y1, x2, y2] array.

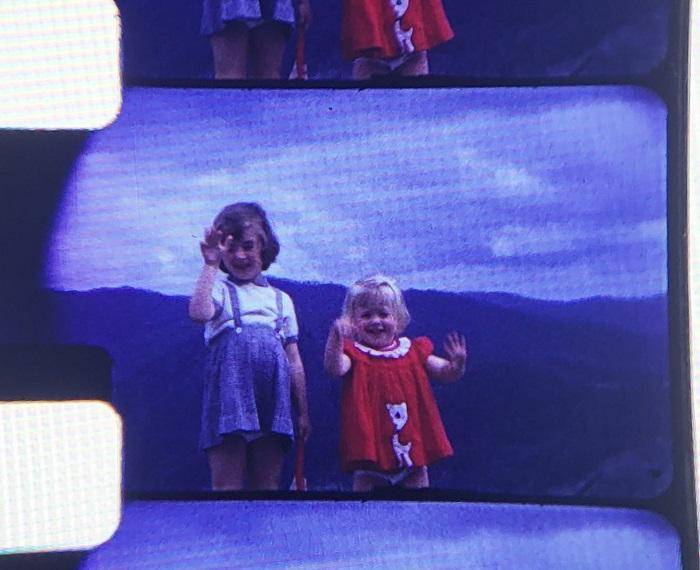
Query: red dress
[[342, 0, 454, 61], [339, 337, 454, 473]]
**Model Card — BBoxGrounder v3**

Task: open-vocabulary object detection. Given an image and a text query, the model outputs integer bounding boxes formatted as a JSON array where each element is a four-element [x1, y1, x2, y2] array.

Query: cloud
[[190, 169, 238, 190], [494, 166, 545, 194], [489, 219, 667, 259], [46, 88, 667, 301]]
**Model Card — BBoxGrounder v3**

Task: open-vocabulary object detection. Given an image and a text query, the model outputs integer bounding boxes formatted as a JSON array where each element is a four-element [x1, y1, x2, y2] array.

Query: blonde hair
[[341, 274, 411, 333]]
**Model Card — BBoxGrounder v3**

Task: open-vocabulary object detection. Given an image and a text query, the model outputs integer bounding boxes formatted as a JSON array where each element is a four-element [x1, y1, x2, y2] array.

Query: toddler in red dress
[[324, 274, 467, 491], [342, 0, 454, 78]]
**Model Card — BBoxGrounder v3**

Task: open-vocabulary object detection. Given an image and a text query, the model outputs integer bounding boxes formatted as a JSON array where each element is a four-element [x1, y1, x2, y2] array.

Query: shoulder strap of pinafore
[[222, 280, 243, 332], [272, 287, 284, 335]]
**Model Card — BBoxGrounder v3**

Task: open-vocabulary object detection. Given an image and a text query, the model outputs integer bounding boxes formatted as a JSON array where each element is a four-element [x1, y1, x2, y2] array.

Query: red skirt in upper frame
[[342, 0, 454, 61]]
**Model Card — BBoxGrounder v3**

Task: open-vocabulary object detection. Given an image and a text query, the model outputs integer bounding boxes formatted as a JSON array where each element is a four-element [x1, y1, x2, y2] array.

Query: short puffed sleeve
[[412, 336, 434, 363], [203, 279, 233, 344], [279, 290, 299, 344], [342, 338, 359, 361]]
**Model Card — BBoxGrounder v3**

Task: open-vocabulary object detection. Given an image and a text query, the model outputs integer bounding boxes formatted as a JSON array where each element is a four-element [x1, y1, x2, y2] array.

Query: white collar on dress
[[353, 337, 411, 358]]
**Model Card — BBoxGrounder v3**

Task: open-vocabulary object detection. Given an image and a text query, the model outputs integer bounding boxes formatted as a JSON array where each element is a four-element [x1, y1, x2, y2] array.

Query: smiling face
[[351, 295, 399, 350], [220, 226, 263, 282]]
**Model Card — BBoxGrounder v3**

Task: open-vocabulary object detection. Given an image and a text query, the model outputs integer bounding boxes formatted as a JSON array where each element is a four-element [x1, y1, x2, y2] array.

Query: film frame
[[1, 0, 697, 568]]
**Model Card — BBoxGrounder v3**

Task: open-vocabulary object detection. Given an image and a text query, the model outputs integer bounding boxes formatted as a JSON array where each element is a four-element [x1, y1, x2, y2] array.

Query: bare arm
[[286, 342, 311, 441], [188, 228, 225, 322], [189, 264, 219, 322], [323, 319, 352, 378], [424, 333, 467, 384]]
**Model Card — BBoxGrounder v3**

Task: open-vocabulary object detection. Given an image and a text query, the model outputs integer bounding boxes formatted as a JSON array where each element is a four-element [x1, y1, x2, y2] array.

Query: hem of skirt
[[342, 33, 454, 62], [201, 429, 294, 450], [202, 16, 295, 37], [341, 451, 453, 473]]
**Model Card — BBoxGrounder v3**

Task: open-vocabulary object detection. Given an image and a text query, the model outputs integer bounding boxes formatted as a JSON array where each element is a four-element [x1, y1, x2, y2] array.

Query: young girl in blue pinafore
[[189, 202, 311, 490]]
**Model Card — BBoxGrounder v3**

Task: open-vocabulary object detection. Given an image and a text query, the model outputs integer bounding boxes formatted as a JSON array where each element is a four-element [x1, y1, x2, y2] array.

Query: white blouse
[[203, 275, 299, 345]]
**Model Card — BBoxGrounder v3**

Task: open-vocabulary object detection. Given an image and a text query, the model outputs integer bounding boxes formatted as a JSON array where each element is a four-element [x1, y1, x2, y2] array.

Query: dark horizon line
[[45, 280, 668, 305]]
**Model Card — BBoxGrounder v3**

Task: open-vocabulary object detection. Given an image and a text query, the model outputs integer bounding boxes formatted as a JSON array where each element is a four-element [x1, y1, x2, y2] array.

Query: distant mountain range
[[116, 0, 667, 80], [47, 281, 672, 498]]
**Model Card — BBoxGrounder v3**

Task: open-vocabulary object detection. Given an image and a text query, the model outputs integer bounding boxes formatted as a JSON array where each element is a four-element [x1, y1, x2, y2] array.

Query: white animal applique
[[386, 402, 413, 468], [392, 434, 413, 468], [388, 0, 415, 55]]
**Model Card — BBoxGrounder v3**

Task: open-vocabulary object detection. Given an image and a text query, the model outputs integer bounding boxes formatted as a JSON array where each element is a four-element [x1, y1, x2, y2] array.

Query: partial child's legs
[[208, 434, 286, 490], [402, 465, 429, 488], [396, 50, 429, 76], [352, 57, 388, 80], [249, 22, 288, 79], [210, 21, 250, 79], [353, 466, 429, 491], [248, 435, 286, 490], [352, 50, 429, 80], [207, 434, 247, 490], [352, 471, 390, 492]]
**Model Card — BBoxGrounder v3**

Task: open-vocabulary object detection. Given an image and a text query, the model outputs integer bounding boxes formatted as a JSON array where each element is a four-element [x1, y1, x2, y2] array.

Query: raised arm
[[424, 332, 467, 384], [188, 228, 225, 322], [286, 342, 311, 441], [324, 319, 352, 378]]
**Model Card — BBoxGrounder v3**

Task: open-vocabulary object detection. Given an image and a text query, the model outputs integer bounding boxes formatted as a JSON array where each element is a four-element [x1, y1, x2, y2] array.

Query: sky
[[45, 86, 668, 300]]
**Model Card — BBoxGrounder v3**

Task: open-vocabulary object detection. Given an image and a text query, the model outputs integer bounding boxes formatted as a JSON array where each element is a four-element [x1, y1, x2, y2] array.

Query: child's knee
[[403, 465, 429, 488]]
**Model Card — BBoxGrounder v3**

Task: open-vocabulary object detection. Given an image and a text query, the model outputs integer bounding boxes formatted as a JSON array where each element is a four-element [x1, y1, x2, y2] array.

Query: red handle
[[295, 26, 306, 80], [294, 439, 306, 491]]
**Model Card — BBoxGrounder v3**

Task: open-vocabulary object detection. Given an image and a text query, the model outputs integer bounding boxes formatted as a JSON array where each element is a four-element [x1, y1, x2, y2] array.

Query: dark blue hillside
[[466, 292, 668, 338], [47, 282, 671, 498], [115, 0, 666, 80]]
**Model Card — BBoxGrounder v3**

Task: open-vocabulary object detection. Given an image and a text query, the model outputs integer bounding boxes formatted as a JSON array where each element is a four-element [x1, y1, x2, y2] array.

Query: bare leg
[[249, 22, 288, 79], [352, 471, 393, 492], [210, 21, 249, 79], [352, 471, 376, 492], [352, 57, 389, 80], [401, 465, 429, 489], [248, 435, 286, 490], [396, 50, 429, 76], [207, 434, 247, 490]]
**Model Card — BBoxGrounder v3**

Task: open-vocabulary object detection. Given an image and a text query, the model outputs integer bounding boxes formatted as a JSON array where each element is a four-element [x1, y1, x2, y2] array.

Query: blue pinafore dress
[[199, 280, 294, 450], [201, 0, 296, 36]]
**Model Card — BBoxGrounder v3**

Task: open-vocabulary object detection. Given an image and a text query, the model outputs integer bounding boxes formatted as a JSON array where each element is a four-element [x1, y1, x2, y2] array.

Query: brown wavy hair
[[212, 202, 280, 272]]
